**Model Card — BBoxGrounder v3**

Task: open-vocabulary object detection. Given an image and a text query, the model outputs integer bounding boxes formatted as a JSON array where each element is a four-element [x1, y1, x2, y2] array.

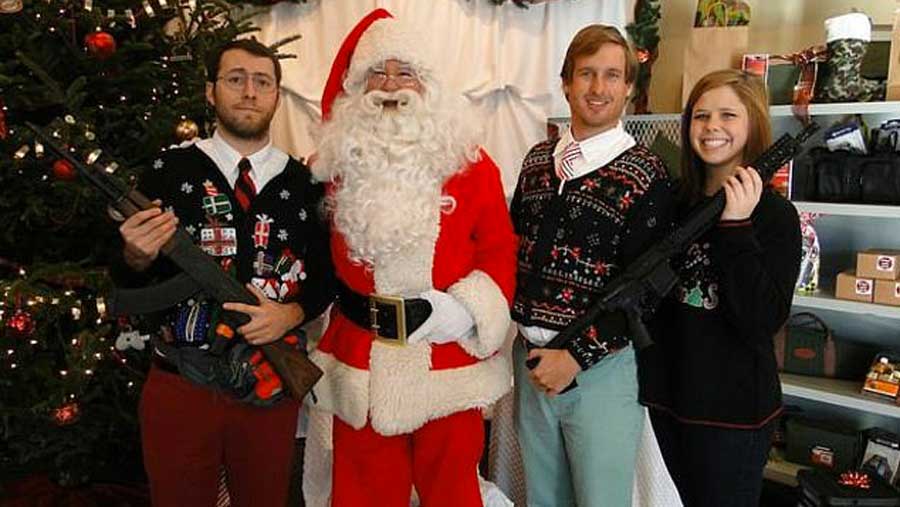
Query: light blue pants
[[513, 340, 643, 507]]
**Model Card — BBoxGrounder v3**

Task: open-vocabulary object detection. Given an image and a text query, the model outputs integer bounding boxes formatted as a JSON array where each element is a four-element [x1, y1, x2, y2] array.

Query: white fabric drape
[[253, 0, 627, 195]]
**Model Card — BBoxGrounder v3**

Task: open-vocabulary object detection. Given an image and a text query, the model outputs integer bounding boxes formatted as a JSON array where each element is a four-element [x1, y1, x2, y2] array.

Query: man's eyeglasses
[[216, 71, 277, 94], [366, 67, 419, 87]]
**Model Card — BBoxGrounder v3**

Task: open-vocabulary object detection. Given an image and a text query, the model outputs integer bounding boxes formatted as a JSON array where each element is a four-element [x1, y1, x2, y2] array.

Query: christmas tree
[[626, 0, 661, 114], [0, 0, 267, 492]]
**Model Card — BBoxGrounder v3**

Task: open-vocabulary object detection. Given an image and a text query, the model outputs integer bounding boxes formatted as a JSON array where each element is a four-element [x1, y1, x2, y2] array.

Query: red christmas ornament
[[52, 402, 81, 426], [84, 31, 117, 60], [6, 309, 35, 336], [0, 101, 7, 140], [636, 48, 651, 64], [52, 159, 77, 180]]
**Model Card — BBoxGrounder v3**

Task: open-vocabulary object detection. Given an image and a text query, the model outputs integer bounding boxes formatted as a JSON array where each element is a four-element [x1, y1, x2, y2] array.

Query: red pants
[[140, 366, 300, 507], [332, 409, 484, 507]]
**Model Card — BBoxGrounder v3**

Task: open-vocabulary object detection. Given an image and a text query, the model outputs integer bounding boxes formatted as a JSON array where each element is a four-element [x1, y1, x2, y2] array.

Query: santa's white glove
[[407, 289, 476, 345]]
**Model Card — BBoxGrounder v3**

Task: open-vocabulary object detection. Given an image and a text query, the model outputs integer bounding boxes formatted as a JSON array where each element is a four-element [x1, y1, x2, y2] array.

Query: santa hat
[[320, 9, 433, 120]]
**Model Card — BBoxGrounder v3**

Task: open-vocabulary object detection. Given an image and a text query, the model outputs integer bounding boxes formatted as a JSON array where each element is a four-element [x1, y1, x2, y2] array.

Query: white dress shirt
[[196, 130, 289, 192]]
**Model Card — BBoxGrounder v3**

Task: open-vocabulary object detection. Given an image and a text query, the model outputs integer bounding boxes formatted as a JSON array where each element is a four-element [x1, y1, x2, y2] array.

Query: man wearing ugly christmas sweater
[[115, 39, 334, 507], [308, 10, 517, 507], [510, 24, 676, 507]]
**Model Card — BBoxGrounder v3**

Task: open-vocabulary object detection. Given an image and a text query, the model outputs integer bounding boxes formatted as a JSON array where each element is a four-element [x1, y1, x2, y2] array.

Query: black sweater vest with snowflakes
[[119, 144, 335, 347], [510, 141, 674, 370], [641, 190, 802, 428]]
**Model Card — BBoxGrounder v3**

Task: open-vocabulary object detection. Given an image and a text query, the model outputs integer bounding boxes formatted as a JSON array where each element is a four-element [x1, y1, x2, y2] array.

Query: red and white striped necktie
[[234, 158, 257, 211], [556, 140, 582, 181]]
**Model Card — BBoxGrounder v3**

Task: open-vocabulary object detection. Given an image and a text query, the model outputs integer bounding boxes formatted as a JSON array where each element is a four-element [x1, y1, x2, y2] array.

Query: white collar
[[553, 122, 636, 182], [196, 130, 288, 191]]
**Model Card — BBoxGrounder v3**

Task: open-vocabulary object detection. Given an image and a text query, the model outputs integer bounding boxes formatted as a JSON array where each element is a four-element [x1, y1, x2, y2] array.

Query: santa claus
[[308, 10, 517, 507]]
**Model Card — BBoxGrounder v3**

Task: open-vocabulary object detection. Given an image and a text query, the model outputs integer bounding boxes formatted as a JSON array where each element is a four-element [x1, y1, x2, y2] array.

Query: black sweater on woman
[[641, 189, 802, 428]]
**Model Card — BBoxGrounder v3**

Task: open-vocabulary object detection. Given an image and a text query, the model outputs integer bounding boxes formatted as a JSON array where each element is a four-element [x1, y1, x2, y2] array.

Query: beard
[[313, 86, 480, 265], [215, 102, 275, 140]]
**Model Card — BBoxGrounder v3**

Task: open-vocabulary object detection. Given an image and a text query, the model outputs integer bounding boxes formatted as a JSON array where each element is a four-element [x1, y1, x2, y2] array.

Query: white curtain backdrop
[[250, 0, 628, 196]]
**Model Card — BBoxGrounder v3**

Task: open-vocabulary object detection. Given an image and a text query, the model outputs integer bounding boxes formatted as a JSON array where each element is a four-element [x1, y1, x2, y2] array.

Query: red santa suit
[[309, 11, 517, 507], [314, 153, 515, 434]]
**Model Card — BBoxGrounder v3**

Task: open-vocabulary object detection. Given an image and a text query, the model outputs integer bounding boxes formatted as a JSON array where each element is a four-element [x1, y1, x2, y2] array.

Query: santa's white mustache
[[362, 89, 423, 114]]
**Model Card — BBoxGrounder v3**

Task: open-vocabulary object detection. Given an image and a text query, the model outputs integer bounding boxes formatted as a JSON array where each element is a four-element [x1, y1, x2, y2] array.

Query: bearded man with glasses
[[114, 38, 334, 506]]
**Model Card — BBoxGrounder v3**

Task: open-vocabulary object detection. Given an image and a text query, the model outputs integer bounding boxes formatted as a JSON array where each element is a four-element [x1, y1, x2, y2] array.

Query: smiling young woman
[[641, 69, 802, 507]]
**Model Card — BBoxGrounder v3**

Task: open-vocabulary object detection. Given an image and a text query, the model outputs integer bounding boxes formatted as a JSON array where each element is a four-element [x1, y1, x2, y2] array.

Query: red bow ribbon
[[771, 45, 828, 123]]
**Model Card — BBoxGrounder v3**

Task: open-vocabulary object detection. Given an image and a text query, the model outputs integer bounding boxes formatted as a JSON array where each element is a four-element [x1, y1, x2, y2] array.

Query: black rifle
[[26, 122, 323, 400], [527, 122, 819, 371]]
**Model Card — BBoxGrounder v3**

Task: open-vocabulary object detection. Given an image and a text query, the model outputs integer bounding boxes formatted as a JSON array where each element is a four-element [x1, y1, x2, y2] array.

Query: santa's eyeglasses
[[216, 70, 277, 94], [366, 67, 419, 87]]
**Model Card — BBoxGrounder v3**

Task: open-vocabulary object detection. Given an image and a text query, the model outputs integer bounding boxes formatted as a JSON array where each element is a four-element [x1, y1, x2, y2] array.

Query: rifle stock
[[262, 340, 322, 401], [26, 122, 323, 401]]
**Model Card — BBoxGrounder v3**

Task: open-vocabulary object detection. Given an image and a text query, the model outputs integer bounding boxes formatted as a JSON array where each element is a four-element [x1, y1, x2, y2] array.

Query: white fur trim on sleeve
[[448, 269, 511, 359]]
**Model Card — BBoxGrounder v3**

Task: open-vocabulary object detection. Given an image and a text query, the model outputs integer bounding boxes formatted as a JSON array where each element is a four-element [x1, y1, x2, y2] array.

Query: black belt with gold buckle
[[336, 281, 432, 346]]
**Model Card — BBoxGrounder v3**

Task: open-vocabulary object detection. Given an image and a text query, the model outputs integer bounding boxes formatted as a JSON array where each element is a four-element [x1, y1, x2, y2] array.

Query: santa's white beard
[[314, 87, 479, 266]]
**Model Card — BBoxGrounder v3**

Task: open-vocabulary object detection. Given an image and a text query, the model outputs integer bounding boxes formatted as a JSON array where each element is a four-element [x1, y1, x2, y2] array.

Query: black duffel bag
[[805, 148, 900, 204]]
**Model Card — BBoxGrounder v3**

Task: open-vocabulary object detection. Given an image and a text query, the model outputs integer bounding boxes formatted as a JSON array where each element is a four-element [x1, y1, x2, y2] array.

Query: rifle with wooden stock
[[26, 122, 322, 400]]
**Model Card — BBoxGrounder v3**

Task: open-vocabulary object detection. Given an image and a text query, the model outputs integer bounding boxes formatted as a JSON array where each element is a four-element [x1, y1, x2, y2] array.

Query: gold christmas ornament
[[174, 119, 199, 141], [162, 16, 186, 40], [0, 0, 23, 14]]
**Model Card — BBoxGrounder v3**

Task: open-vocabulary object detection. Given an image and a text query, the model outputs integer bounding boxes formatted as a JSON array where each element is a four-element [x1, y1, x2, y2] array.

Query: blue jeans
[[650, 411, 775, 507]]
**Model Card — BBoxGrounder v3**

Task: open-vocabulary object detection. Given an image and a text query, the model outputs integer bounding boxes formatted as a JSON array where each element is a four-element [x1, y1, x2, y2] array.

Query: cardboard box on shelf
[[771, 161, 791, 199], [864, 353, 900, 399], [861, 429, 900, 485], [836, 270, 875, 303], [875, 279, 900, 307], [857, 250, 900, 281]]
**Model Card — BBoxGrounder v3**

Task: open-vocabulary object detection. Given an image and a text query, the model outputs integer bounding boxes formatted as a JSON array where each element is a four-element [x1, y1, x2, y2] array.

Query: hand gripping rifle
[[26, 122, 323, 400], [527, 122, 819, 372]]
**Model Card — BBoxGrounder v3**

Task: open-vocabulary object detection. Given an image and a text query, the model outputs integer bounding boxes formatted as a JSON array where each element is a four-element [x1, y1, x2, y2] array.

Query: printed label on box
[[878, 255, 896, 272], [812, 446, 835, 468], [742, 54, 769, 81], [857, 279, 874, 295], [793, 347, 816, 360]]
